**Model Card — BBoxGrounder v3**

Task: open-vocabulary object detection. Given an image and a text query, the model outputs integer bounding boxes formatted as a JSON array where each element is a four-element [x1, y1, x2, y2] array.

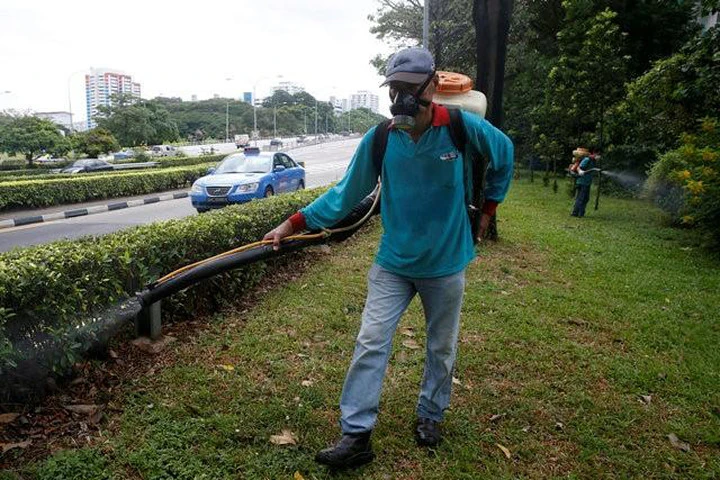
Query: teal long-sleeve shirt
[[301, 110, 514, 278]]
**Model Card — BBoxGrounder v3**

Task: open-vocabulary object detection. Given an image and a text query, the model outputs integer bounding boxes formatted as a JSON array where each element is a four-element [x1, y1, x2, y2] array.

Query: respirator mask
[[389, 72, 435, 130]]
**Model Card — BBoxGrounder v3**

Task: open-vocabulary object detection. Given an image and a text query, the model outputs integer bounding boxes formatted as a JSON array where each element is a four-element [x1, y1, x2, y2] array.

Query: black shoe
[[415, 417, 442, 447], [315, 431, 375, 469]]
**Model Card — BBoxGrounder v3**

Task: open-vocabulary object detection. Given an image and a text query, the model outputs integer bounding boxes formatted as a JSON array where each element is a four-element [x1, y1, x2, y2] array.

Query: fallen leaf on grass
[[270, 429, 297, 445], [490, 413, 506, 422], [0, 413, 20, 424], [496, 443, 512, 458], [1, 440, 31, 453], [668, 433, 691, 452], [399, 327, 415, 337], [555, 422, 565, 431], [301, 380, 313, 387], [639, 395, 652, 405], [219, 364, 235, 372], [452, 377, 462, 386], [402, 339, 420, 350], [64, 405, 99, 415], [294, 472, 306, 480]]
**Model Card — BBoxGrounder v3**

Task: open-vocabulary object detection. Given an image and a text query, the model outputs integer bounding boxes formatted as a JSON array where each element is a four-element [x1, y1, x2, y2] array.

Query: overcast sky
[[0, 0, 400, 121]]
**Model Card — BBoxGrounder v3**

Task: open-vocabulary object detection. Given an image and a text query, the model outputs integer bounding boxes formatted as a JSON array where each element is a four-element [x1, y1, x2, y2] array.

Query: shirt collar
[[431, 103, 451, 127]]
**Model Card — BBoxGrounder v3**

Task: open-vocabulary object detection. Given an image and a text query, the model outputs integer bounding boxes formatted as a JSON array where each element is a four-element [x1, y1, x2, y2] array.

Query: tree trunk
[[472, 0, 514, 128]]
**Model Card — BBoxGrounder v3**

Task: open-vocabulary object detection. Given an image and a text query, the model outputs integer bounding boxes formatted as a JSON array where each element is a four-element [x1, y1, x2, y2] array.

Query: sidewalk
[[0, 188, 189, 228]]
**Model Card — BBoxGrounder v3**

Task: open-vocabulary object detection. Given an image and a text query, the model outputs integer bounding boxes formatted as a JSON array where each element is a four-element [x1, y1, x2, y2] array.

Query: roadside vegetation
[[1, 178, 717, 479]]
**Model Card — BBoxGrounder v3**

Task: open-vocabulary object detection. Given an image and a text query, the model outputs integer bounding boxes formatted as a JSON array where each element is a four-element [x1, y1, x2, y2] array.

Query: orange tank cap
[[436, 71, 474, 93]]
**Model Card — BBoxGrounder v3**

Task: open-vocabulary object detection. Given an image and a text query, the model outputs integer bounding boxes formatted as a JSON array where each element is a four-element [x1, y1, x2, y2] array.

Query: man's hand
[[477, 213, 491, 243], [263, 219, 294, 251]]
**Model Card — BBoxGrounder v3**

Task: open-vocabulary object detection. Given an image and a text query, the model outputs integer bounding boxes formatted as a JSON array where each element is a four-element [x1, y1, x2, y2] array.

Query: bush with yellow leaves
[[647, 117, 719, 247]]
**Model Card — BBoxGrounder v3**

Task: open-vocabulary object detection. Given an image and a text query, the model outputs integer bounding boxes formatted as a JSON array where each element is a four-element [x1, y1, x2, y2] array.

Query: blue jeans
[[572, 183, 591, 217], [339, 263, 466, 433]]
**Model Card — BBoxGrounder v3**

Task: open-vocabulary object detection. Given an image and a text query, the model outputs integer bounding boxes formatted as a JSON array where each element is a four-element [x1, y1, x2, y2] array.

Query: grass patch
[[10, 178, 720, 479]]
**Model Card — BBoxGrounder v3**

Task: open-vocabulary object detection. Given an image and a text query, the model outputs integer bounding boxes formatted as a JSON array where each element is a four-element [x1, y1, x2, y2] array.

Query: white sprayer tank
[[432, 71, 487, 118]]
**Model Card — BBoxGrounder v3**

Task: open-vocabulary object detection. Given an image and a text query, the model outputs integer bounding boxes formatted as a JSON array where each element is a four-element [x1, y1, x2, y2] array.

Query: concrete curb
[[0, 191, 189, 230]]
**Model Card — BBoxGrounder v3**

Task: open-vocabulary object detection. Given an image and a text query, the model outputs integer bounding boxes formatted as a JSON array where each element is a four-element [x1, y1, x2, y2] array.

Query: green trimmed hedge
[[0, 163, 215, 211], [0, 188, 322, 393], [155, 153, 226, 167], [110, 153, 226, 167], [0, 160, 73, 171]]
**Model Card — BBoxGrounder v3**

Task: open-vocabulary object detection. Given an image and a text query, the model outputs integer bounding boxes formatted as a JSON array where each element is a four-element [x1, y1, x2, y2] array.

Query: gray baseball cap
[[380, 47, 436, 86]]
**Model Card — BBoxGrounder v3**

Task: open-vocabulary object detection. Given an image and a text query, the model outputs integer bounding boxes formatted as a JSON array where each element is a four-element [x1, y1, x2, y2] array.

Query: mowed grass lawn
[[12, 177, 720, 479]]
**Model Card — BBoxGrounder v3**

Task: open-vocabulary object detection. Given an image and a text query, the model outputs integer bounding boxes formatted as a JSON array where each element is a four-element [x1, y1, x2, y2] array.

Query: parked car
[[269, 138, 283, 148], [113, 149, 135, 160], [60, 159, 115, 174], [234, 134, 250, 148], [150, 145, 178, 157], [189, 150, 305, 213]]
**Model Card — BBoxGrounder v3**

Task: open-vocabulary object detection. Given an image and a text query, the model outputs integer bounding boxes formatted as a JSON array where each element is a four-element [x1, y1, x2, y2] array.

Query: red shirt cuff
[[481, 201, 498, 217], [288, 211, 307, 232]]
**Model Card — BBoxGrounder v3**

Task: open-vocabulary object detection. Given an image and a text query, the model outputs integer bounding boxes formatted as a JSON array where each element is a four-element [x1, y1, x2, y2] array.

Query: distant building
[[242, 91, 253, 103], [35, 111, 72, 130], [191, 94, 198, 102], [273, 81, 304, 95], [85, 68, 141, 129], [213, 93, 220, 99], [329, 96, 348, 116], [349, 91, 379, 114]]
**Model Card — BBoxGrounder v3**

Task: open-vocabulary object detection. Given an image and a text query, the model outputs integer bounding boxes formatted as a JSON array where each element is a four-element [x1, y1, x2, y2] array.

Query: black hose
[[137, 188, 380, 307]]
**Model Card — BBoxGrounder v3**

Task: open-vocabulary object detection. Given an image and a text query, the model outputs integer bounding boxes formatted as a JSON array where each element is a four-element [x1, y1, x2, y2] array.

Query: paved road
[[0, 138, 361, 252]]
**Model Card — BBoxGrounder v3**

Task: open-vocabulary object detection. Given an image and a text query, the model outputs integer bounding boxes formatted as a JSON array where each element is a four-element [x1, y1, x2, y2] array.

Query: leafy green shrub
[[0, 163, 214, 211], [33, 448, 109, 480], [0, 159, 73, 171], [608, 27, 720, 163], [111, 153, 225, 167], [647, 117, 720, 247], [156, 153, 225, 167], [0, 188, 323, 387]]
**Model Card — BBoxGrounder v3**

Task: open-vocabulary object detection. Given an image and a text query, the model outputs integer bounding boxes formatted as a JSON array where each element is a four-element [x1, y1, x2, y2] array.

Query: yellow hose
[[153, 184, 381, 286]]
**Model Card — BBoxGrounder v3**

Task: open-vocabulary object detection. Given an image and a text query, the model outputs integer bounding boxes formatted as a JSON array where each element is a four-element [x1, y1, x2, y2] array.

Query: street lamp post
[[253, 74, 282, 145], [273, 102, 277, 138], [67, 70, 86, 132]]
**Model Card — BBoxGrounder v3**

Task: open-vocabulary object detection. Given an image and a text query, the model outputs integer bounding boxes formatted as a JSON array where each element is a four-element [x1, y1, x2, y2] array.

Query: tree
[[369, 0, 476, 76], [473, 0, 514, 127], [533, 3, 628, 168], [0, 116, 70, 166], [71, 128, 119, 158], [606, 25, 720, 163], [95, 94, 179, 147], [337, 108, 388, 134]]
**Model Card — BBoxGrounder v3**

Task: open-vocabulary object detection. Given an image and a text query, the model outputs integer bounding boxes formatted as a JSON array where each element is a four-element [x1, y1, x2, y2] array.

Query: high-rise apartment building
[[349, 91, 379, 114], [85, 69, 141, 129], [272, 81, 304, 95]]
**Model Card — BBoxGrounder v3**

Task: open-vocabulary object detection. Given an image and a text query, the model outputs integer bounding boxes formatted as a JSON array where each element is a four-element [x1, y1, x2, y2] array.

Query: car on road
[[60, 159, 115, 174], [150, 145, 178, 157], [113, 149, 135, 160], [189, 150, 305, 213], [269, 138, 283, 148]]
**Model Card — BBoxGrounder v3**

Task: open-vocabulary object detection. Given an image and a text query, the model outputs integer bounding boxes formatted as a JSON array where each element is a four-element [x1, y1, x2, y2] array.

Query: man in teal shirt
[[571, 150, 600, 217], [265, 47, 514, 469]]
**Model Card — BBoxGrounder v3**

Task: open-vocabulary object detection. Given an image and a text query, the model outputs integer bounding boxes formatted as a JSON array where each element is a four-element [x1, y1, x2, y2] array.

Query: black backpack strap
[[371, 120, 392, 178], [447, 109, 467, 153], [447, 108, 488, 244]]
